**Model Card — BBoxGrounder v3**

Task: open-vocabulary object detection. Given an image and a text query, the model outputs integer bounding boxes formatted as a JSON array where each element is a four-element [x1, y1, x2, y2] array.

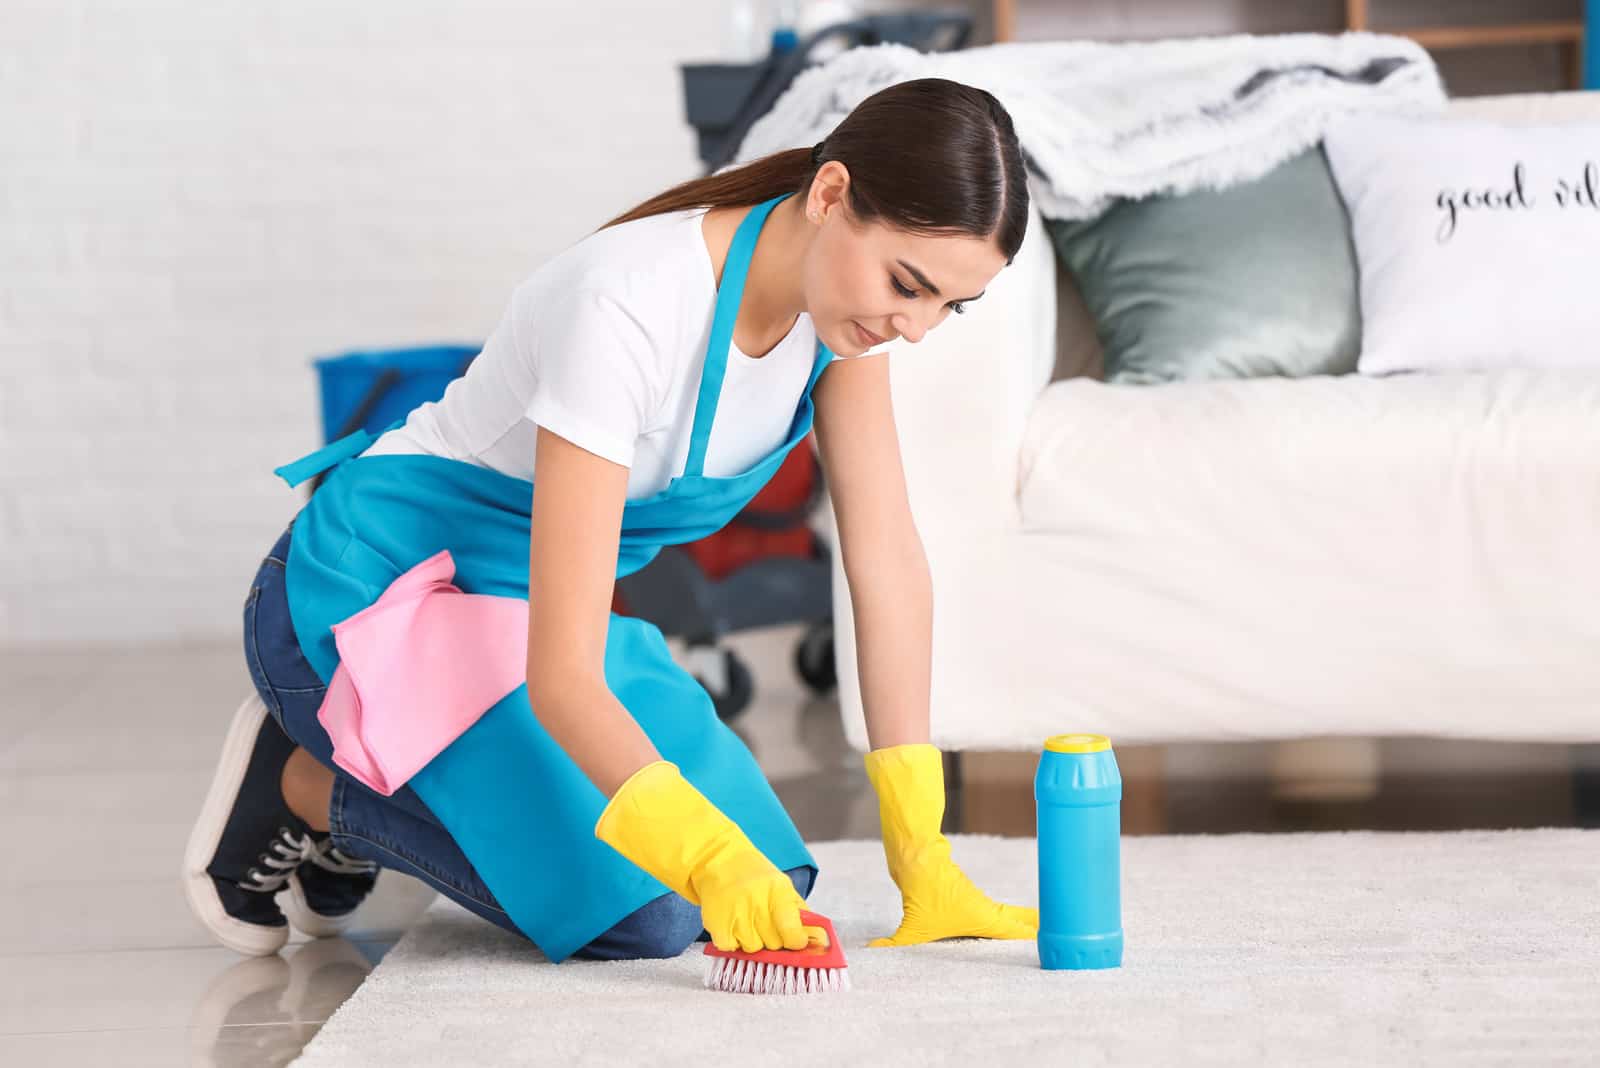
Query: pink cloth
[[317, 550, 528, 796]]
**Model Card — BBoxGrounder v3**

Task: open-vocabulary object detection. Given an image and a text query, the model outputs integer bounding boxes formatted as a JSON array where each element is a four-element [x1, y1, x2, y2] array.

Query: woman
[[184, 77, 1038, 963]]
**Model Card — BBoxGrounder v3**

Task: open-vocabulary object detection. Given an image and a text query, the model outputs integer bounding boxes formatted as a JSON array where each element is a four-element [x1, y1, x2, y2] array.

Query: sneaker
[[280, 831, 379, 938], [182, 694, 309, 956]]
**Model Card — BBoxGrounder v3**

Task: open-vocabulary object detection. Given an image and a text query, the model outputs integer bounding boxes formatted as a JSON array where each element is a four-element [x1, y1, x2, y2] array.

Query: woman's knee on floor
[[574, 892, 704, 961], [574, 864, 817, 962], [786, 864, 816, 899]]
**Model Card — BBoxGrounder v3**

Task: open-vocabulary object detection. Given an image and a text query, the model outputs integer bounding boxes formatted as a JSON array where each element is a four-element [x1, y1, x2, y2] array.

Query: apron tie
[[274, 428, 379, 489]]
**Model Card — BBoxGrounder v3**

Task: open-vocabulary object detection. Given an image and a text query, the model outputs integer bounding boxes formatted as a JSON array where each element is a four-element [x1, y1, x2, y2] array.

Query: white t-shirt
[[364, 209, 822, 500]]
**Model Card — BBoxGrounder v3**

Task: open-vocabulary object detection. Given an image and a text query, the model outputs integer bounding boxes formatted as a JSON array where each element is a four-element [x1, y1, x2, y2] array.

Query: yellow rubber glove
[[864, 742, 1039, 948], [594, 760, 814, 953]]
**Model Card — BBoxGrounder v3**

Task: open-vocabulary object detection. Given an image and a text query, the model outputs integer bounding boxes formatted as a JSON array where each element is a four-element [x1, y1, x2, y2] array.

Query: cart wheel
[[795, 620, 836, 694], [688, 647, 754, 722]]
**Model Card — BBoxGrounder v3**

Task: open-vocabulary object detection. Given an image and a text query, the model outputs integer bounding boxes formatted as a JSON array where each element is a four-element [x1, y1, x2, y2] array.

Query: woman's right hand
[[595, 760, 812, 952], [529, 433, 812, 952]]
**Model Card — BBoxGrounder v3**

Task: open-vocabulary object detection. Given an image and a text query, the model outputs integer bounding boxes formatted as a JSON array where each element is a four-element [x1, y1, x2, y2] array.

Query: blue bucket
[[313, 344, 481, 445]]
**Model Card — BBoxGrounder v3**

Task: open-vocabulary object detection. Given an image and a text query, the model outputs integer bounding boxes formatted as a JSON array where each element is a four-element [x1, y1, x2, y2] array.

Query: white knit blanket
[[734, 33, 1447, 219]]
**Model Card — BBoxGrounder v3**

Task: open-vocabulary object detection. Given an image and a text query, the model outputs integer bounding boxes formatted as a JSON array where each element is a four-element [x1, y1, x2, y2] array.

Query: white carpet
[[295, 830, 1600, 1066]]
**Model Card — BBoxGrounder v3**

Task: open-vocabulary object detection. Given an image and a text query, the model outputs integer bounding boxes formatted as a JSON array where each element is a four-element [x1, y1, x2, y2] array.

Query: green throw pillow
[[1046, 147, 1361, 384]]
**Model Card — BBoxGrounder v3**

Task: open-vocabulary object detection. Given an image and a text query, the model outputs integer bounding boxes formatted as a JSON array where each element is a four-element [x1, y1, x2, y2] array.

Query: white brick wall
[[2, 0, 726, 643], [1, 0, 1569, 645]]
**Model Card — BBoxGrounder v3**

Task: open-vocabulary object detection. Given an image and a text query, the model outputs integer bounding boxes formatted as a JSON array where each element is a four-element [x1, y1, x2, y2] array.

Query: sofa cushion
[[1046, 148, 1361, 385], [1000, 370, 1600, 743], [1018, 370, 1600, 535]]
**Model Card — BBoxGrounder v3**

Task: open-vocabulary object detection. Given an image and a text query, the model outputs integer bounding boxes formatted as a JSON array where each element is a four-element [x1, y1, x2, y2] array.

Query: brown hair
[[601, 78, 1029, 262]]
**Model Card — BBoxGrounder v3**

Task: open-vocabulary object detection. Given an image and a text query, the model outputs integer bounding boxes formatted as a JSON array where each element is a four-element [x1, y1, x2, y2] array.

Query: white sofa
[[829, 90, 1600, 755]]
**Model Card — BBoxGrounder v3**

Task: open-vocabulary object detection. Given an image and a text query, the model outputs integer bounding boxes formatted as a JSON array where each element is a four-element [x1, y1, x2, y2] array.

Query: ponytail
[[600, 79, 1028, 262], [600, 146, 819, 230]]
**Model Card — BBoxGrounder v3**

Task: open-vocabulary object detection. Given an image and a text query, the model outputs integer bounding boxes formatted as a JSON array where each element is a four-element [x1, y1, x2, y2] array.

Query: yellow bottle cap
[[1044, 733, 1112, 754]]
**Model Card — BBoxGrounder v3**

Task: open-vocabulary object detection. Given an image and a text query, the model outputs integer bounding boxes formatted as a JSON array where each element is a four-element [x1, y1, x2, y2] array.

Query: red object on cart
[[609, 434, 837, 718], [681, 436, 820, 581], [612, 436, 822, 611]]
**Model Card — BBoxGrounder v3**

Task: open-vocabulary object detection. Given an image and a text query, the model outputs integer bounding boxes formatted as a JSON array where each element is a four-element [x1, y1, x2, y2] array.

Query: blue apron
[[273, 193, 831, 962]]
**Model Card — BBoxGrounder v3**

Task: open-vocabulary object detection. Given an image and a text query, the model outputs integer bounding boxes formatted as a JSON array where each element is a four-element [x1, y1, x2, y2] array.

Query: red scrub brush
[[703, 909, 850, 994]]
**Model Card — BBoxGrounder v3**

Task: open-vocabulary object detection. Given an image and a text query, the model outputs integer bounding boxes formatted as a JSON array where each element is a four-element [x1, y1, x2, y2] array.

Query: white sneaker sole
[[281, 871, 357, 939], [181, 693, 290, 957]]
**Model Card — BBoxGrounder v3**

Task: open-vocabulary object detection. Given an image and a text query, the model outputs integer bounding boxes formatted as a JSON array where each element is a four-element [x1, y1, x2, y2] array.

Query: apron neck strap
[[683, 193, 791, 479]]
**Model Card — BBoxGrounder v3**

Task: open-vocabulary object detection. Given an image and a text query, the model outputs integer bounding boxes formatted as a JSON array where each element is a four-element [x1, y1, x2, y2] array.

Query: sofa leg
[[939, 749, 1168, 836], [1575, 744, 1600, 828], [1270, 737, 1380, 803], [1118, 745, 1168, 835]]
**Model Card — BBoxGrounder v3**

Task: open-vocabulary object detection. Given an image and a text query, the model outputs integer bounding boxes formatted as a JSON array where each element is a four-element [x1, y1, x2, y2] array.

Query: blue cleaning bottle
[[1035, 733, 1124, 970], [769, 0, 799, 54]]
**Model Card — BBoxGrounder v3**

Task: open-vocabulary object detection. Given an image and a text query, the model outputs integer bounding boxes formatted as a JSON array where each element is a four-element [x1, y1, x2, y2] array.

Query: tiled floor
[[4, 627, 1594, 1065]]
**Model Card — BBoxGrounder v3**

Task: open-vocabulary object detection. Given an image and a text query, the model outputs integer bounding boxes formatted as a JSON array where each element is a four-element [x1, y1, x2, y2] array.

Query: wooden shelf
[[1393, 21, 1584, 50], [985, 2, 1587, 75], [989, 1, 1587, 88], [1347, 0, 1586, 88], [1348, 0, 1583, 52], [993, 0, 1015, 43]]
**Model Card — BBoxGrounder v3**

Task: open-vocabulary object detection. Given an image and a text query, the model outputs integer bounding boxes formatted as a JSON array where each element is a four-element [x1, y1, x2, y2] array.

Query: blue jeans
[[242, 521, 813, 961]]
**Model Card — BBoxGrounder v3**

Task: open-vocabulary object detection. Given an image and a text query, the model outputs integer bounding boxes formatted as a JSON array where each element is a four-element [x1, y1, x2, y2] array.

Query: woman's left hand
[[863, 743, 1039, 948]]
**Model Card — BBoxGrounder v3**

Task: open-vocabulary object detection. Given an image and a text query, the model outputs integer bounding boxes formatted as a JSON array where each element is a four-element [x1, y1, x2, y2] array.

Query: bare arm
[[525, 427, 660, 798], [812, 355, 932, 750]]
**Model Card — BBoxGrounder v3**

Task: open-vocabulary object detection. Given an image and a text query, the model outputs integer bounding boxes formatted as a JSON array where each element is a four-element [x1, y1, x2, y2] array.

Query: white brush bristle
[[704, 956, 851, 995]]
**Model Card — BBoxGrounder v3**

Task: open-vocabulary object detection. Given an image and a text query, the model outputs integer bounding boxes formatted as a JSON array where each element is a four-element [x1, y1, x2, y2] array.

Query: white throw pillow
[[1323, 113, 1600, 374]]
